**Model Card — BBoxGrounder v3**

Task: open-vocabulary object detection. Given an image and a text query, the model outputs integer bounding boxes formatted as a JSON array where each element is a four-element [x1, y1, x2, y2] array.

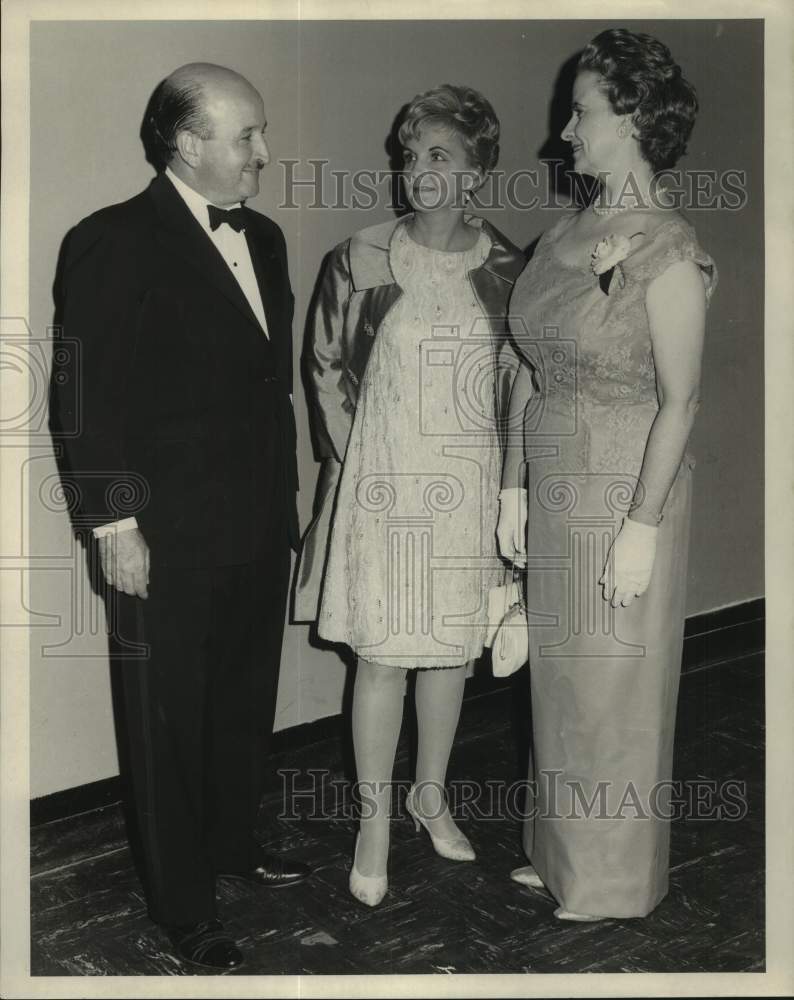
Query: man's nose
[[252, 134, 270, 165], [561, 116, 575, 142]]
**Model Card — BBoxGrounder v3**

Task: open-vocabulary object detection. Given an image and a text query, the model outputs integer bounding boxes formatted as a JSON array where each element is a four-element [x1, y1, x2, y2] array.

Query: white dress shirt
[[165, 167, 269, 337], [93, 168, 270, 539]]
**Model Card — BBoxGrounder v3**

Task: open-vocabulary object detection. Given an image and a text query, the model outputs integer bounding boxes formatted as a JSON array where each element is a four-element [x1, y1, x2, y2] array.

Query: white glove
[[496, 488, 527, 568], [599, 516, 658, 608]]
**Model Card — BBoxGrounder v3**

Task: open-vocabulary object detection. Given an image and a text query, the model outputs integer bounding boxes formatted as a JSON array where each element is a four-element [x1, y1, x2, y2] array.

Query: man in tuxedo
[[49, 63, 309, 970]]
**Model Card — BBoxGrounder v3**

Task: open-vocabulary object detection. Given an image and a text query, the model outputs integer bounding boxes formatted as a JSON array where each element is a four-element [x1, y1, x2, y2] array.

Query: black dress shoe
[[166, 919, 244, 971], [219, 851, 311, 888]]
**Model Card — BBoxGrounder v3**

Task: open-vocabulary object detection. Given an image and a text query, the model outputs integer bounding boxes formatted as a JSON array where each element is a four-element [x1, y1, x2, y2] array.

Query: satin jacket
[[293, 213, 525, 621]]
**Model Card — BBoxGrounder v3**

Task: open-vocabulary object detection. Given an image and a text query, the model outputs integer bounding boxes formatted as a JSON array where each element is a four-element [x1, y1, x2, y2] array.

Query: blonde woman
[[299, 85, 524, 906]]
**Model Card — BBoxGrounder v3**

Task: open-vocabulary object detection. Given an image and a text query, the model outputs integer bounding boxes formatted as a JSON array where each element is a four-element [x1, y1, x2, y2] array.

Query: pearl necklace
[[591, 186, 671, 217], [591, 199, 632, 217]]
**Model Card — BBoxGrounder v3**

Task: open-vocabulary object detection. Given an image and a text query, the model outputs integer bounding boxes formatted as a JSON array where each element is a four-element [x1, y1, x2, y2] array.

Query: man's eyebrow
[[238, 122, 267, 136]]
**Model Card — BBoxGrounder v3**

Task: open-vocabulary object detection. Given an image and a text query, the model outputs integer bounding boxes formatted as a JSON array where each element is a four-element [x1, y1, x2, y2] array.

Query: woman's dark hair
[[579, 28, 698, 171], [397, 83, 500, 177], [141, 75, 213, 171]]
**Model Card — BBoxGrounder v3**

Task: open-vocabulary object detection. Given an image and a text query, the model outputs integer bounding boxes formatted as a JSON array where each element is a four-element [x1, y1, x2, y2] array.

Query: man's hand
[[98, 527, 150, 599]]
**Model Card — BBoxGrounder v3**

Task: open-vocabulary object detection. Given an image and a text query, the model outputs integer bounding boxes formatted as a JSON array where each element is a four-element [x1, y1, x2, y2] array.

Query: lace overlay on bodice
[[511, 214, 717, 475]]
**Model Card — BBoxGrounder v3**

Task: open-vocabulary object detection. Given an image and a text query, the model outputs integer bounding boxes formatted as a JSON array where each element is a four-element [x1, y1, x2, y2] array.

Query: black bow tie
[[207, 205, 246, 233]]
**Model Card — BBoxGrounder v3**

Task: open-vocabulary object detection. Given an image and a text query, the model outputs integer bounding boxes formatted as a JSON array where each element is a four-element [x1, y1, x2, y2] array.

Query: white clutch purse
[[484, 567, 529, 677]]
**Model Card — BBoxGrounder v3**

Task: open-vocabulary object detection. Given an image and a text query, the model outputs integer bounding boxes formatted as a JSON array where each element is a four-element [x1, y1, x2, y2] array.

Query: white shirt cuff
[[93, 517, 139, 538]]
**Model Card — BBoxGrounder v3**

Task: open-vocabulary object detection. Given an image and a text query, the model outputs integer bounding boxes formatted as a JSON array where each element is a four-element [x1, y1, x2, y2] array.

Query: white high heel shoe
[[509, 864, 545, 889], [553, 907, 605, 922], [405, 785, 475, 862], [511, 866, 604, 920], [348, 832, 388, 907]]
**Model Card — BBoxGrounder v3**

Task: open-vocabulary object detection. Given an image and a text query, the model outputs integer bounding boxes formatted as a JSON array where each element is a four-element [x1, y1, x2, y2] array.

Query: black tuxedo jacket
[[50, 172, 299, 567]]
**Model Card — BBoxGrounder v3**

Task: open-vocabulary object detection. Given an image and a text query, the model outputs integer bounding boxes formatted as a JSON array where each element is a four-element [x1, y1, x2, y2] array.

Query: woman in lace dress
[[297, 85, 524, 905], [497, 29, 717, 920]]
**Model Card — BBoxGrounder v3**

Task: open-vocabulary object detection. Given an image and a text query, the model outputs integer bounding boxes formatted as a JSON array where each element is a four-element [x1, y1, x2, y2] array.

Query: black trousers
[[109, 541, 291, 927]]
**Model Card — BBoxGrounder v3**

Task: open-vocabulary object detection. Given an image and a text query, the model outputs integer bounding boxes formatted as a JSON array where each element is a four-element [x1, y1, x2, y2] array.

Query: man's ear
[[174, 129, 201, 168]]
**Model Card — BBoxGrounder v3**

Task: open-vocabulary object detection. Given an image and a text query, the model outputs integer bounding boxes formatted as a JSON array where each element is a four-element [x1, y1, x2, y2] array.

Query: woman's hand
[[599, 517, 658, 608], [497, 488, 527, 568]]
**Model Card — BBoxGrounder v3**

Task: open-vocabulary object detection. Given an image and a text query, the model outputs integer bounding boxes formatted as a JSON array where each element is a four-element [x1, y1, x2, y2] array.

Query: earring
[[617, 123, 629, 139]]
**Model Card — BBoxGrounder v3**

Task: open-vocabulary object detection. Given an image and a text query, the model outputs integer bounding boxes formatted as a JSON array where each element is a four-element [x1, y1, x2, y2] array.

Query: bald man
[[49, 64, 309, 970]]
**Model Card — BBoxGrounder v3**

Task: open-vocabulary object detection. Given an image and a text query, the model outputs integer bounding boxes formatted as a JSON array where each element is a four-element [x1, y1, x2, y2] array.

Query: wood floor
[[30, 652, 764, 977]]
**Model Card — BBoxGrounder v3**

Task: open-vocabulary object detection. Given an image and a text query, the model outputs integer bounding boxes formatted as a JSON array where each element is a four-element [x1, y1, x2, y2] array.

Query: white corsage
[[590, 232, 644, 294], [591, 234, 631, 275]]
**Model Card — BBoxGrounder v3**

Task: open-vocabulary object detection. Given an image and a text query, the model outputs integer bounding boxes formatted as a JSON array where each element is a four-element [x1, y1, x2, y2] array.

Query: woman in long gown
[[297, 85, 524, 905], [497, 29, 717, 920]]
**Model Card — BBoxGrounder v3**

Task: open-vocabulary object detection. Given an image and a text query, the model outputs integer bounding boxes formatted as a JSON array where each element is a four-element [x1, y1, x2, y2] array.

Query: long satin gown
[[510, 212, 716, 917]]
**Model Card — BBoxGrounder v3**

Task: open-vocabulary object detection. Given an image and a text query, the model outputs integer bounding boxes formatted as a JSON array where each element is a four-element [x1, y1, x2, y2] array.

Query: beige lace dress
[[511, 212, 717, 917], [317, 223, 503, 669]]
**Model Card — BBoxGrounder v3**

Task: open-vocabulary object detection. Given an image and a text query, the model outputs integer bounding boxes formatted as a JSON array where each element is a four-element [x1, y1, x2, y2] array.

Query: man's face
[[191, 79, 270, 205]]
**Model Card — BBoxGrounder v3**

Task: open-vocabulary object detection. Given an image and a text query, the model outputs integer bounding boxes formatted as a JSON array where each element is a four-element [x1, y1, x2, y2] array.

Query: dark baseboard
[[681, 596, 765, 671], [31, 775, 124, 827], [30, 596, 764, 828]]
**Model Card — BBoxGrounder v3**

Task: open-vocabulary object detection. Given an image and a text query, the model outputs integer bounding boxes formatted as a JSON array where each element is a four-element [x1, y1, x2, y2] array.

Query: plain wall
[[28, 18, 763, 797]]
